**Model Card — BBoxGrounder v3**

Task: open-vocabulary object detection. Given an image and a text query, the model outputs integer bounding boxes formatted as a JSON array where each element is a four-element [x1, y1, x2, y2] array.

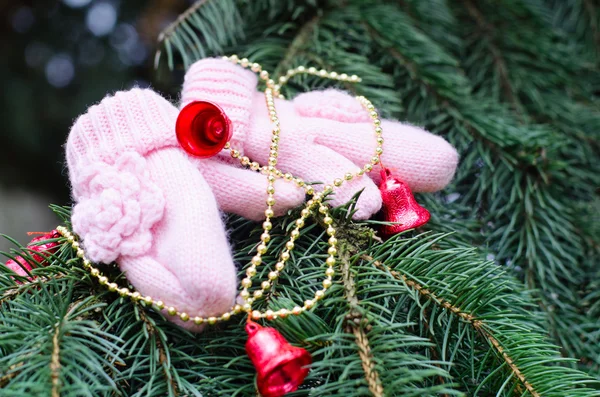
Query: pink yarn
[[66, 89, 238, 331], [65, 59, 459, 332], [181, 58, 459, 219], [71, 152, 164, 264], [67, 89, 179, 169]]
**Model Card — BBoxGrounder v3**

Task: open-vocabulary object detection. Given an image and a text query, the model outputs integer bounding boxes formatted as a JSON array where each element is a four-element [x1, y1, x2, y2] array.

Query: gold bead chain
[[57, 55, 384, 326]]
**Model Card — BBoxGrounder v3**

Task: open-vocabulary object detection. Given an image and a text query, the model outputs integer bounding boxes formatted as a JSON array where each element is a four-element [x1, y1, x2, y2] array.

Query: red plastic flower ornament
[[4, 230, 61, 277], [176, 101, 232, 158], [71, 152, 165, 264]]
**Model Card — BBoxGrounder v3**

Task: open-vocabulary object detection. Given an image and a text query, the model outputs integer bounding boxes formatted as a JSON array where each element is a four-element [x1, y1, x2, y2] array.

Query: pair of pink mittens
[[66, 58, 458, 330]]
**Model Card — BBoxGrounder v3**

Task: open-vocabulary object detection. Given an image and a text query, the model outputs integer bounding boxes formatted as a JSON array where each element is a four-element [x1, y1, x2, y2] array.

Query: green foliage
[[2, 201, 599, 396], [2, 0, 600, 395]]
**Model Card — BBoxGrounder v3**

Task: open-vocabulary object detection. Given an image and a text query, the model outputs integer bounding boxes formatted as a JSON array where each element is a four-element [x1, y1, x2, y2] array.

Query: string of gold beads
[[222, 55, 384, 192], [222, 56, 383, 318], [56, 218, 335, 323], [59, 55, 383, 326]]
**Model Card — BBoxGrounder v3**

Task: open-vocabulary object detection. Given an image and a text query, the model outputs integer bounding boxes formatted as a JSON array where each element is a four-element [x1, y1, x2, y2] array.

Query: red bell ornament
[[176, 101, 232, 158], [245, 321, 312, 397], [379, 168, 430, 237]]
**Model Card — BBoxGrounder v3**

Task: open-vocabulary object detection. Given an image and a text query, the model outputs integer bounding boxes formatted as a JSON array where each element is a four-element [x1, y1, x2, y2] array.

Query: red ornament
[[245, 321, 312, 397], [4, 230, 61, 276], [176, 101, 232, 158], [379, 168, 430, 237]]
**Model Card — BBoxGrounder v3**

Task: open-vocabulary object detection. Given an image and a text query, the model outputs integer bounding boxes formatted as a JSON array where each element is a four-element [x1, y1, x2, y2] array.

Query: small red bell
[[379, 168, 430, 237], [245, 321, 312, 397], [176, 101, 232, 158]]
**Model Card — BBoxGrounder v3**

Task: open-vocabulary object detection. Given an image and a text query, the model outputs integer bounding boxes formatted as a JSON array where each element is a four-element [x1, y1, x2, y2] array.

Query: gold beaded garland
[[56, 55, 384, 325]]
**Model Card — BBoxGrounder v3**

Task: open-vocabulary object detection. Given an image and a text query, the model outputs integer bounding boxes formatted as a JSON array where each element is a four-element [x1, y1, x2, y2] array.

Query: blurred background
[[0, 0, 189, 251]]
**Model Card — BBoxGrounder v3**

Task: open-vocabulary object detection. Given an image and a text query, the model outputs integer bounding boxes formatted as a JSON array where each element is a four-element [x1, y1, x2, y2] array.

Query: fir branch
[[356, 232, 599, 396], [0, 278, 122, 395], [363, 255, 539, 397], [339, 247, 384, 397], [0, 275, 65, 305], [462, 0, 525, 115], [50, 320, 61, 397], [361, 7, 536, 159], [155, 0, 242, 69], [273, 14, 321, 77], [138, 305, 180, 396], [158, 0, 210, 47], [582, 0, 600, 55]]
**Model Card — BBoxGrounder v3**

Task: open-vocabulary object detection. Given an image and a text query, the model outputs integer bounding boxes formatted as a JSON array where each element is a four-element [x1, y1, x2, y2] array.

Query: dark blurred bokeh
[[0, 0, 188, 250]]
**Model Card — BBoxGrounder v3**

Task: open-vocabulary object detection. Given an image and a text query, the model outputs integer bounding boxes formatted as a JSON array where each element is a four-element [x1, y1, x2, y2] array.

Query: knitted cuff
[[66, 88, 179, 178], [181, 58, 257, 153]]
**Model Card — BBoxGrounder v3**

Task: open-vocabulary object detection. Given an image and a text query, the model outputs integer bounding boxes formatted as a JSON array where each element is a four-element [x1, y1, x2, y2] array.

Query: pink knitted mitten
[[66, 89, 240, 330], [182, 58, 459, 219]]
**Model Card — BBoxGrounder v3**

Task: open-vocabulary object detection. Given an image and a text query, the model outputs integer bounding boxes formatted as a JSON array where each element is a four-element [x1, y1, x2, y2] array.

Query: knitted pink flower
[[71, 151, 165, 264]]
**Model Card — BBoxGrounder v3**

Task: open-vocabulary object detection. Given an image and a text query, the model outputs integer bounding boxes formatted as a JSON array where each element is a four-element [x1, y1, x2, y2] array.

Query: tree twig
[[50, 324, 61, 397], [50, 299, 85, 397], [157, 0, 209, 45], [138, 306, 179, 396], [340, 246, 385, 397], [1, 275, 66, 305]]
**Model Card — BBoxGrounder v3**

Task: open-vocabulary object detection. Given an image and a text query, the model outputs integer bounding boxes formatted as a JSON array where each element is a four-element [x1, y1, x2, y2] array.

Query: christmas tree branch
[[1, 277, 42, 304], [138, 305, 180, 396], [339, 246, 385, 397], [1, 273, 68, 305], [583, 0, 600, 52], [462, 0, 524, 115], [50, 321, 61, 397], [273, 14, 321, 77], [0, 363, 21, 388], [362, 12, 531, 163], [155, 0, 242, 69], [158, 0, 210, 46], [363, 254, 539, 397], [338, 227, 598, 396]]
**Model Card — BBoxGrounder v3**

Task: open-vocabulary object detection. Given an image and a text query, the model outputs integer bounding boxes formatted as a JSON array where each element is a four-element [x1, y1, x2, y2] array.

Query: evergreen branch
[[462, 0, 524, 115], [364, 253, 539, 396], [361, 9, 537, 159], [158, 0, 210, 47], [583, 0, 600, 53], [350, 326, 384, 397], [355, 231, 599, 396], [154, 0, 242, 69], [358, 5, 598, 368], [50, 321, 61, 397], [480, 329, 536, 397], [49, 299, 86, 397], [273, 14, 321, 78], [0, 275, 64, 305], [0, 277, 122, 395], [138, 305, 180, 396], [340, 247, 384, 397], [0, 362, 21, 388]]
